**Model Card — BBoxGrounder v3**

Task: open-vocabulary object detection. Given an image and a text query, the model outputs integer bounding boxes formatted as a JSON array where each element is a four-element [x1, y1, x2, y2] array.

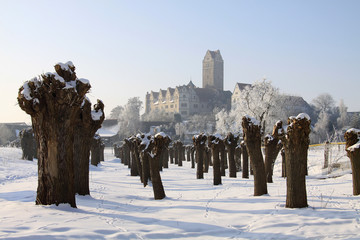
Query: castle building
[[145, 50, 231, 119]]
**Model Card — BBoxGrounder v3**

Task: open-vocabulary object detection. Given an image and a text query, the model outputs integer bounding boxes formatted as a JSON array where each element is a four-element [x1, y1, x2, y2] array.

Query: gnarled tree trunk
[[208, 135, 222, 185], [18, 62, 91, 208], [193, 134, 206, 179], [281, 114, 311, 208], [264, 121, 283, 183], [241, 141, 249, 179], [242, 116, 267, 196], [344, 129, 360, 195], [225, 132, 239, 178]]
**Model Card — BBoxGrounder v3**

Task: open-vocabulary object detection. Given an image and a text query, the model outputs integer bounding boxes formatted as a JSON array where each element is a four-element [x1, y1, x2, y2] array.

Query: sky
[[0, 0, 359, 123]]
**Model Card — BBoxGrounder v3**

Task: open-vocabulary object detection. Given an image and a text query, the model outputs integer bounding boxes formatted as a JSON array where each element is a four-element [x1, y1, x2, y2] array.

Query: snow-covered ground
[[0, 145, 359, 239]]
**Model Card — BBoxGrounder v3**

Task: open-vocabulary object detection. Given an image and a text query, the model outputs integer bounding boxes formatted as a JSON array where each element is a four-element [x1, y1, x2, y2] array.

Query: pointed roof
[[187, 80, 195, 88], [234, 83, 251, 92]]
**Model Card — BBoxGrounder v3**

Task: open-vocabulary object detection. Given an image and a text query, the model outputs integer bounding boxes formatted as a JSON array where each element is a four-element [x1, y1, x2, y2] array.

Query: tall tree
[[18, 62, 91, 208]]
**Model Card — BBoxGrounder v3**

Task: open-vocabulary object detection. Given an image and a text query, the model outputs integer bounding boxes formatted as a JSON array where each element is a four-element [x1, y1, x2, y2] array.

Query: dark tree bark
[[241, 141, 249, 179], [193, 134, 206, 179], [235, 145, 242, 172], [225, 132, 239, 178], [17, 62, 91, 208], [264, 121, 283, 183], [186, 145, 191, 162], [242, 116, 268, 196], [169, 146, 174, 164], [174, 141, 179, 165], [203, 147, 210, 173], [190, 146, 195, 169], [281, 148, 286, 178], [20, 128, 36, 161], [177, 141, 183, 167], [91, 134, 102, 167], [281, 114, 311, 208], [74, 99, 104, 195], [139, 134, 152, 187], [344, 129, 360, 195], [127, 137, 139, 177], [208, 135, 222, 185], [219, 141, 226, 176], [150, 133, 170, 200]]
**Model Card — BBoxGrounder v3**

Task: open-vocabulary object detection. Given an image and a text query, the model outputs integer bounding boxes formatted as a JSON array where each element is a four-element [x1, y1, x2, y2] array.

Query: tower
[[202, 50, 224, 91]]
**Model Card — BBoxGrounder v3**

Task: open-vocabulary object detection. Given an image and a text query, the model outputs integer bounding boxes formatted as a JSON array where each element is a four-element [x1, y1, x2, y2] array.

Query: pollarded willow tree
[[344, 128, 360, 195], [281, 113, 311, 208], [242, 115, 267, 196], [74, 99, 104, 195], [18, 62, 91, 208]]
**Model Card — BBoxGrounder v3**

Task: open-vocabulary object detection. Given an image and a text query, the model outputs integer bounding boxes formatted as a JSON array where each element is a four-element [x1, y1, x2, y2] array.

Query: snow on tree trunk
[[264, 121, 283, 183], [241, 141, 249, 179], [281, 113, 311, 208], [17, 62, 92, 208], [344, 128, 360, 195], [242, 116, 268, 196], [193, 134, 206, 179], [225, 132, 239, 178], [74, 99, 104, 195]]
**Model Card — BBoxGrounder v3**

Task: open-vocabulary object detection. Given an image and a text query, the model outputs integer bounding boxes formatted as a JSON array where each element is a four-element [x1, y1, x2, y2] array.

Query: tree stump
[[344, 128, 360, 195], [91, 134, 102, 167], [242, 116, 267, 196], [139, 134, 152, 187], [17, 62, 91, 208], [281, 113, 311, 208], [281, 148, 286, 178]]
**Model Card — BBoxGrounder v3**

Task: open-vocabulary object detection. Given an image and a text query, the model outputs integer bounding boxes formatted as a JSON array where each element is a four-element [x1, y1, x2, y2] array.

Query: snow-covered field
[[0, 146, 359, 239]]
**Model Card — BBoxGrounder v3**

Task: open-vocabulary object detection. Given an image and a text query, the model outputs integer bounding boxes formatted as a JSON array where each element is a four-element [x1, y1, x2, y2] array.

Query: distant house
[[0, 122, 30, 146], [231, 82, 252, 107]]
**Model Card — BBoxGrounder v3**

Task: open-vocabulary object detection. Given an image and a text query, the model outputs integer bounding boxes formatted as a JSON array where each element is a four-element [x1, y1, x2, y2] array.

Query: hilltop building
[[145, 50, 231, 119]]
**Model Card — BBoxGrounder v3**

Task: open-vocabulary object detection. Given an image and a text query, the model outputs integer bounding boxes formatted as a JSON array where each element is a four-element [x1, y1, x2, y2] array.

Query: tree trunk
[[281, 148, 286, 178], [20, 128, 36, 161], [225, 132, 239, 178], [18, 62, 92, 208], [193, 134, 206, 179], [204, 147, 209, 173], [235, 145, 242, 172], [323, 141, 330, 169], [242, 116, 267, 196], [241, 141, 249, 179], [219, 141, 226, 176], [91, 135, 102, 166], [345, 129, 360, 195], [208, 135, 222, 185], [190, 147, 195, 169], [281, 114, 311, 208], [264, 121, 283, 183]]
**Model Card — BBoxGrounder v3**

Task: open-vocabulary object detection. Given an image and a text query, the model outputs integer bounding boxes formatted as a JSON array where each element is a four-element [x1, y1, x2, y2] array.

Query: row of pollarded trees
[[114, 133, 171, 200], [18, 62, 105, 208]]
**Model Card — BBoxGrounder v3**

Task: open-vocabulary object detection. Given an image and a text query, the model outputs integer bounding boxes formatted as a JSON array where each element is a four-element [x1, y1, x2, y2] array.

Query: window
[[194, 104, 198, 108], [181, 103, 187, 107], [183, 94, 186, 98], [181, 111, 187, 115], [170, 104, 174, 108], [165, 105, 169, 109]]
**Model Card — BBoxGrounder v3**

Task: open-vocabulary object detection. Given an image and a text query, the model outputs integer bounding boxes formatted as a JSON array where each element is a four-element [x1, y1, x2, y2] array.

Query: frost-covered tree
[[337, 99, 348, 129], [312, 93, 335, 114], [0, 124, 13, 146], [118, 97, 142, 137], [142, 109, 172, 122], [312, 111, 332, 143], [216, 79, 280, 134], [350, 113, 360, 129], [109, 105, 123, 119]]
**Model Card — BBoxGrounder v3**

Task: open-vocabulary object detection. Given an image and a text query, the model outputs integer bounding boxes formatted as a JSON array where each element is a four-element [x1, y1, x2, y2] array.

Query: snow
[[21, 81, 33, 100], [244, 115, 260, 126], [91, 109, 103, 121], [0, 145, 359, 239], [155, 132, 167, 138], [296, 113, 311, 121], [347, 140, 360, 152], [78, 78, 90, 85], [346, 128, 360, 135], [56, 61, 74, 72]]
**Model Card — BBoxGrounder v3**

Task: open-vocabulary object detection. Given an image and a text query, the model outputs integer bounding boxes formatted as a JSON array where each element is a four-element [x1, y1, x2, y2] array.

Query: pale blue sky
[[1, 0, 359, 122]]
